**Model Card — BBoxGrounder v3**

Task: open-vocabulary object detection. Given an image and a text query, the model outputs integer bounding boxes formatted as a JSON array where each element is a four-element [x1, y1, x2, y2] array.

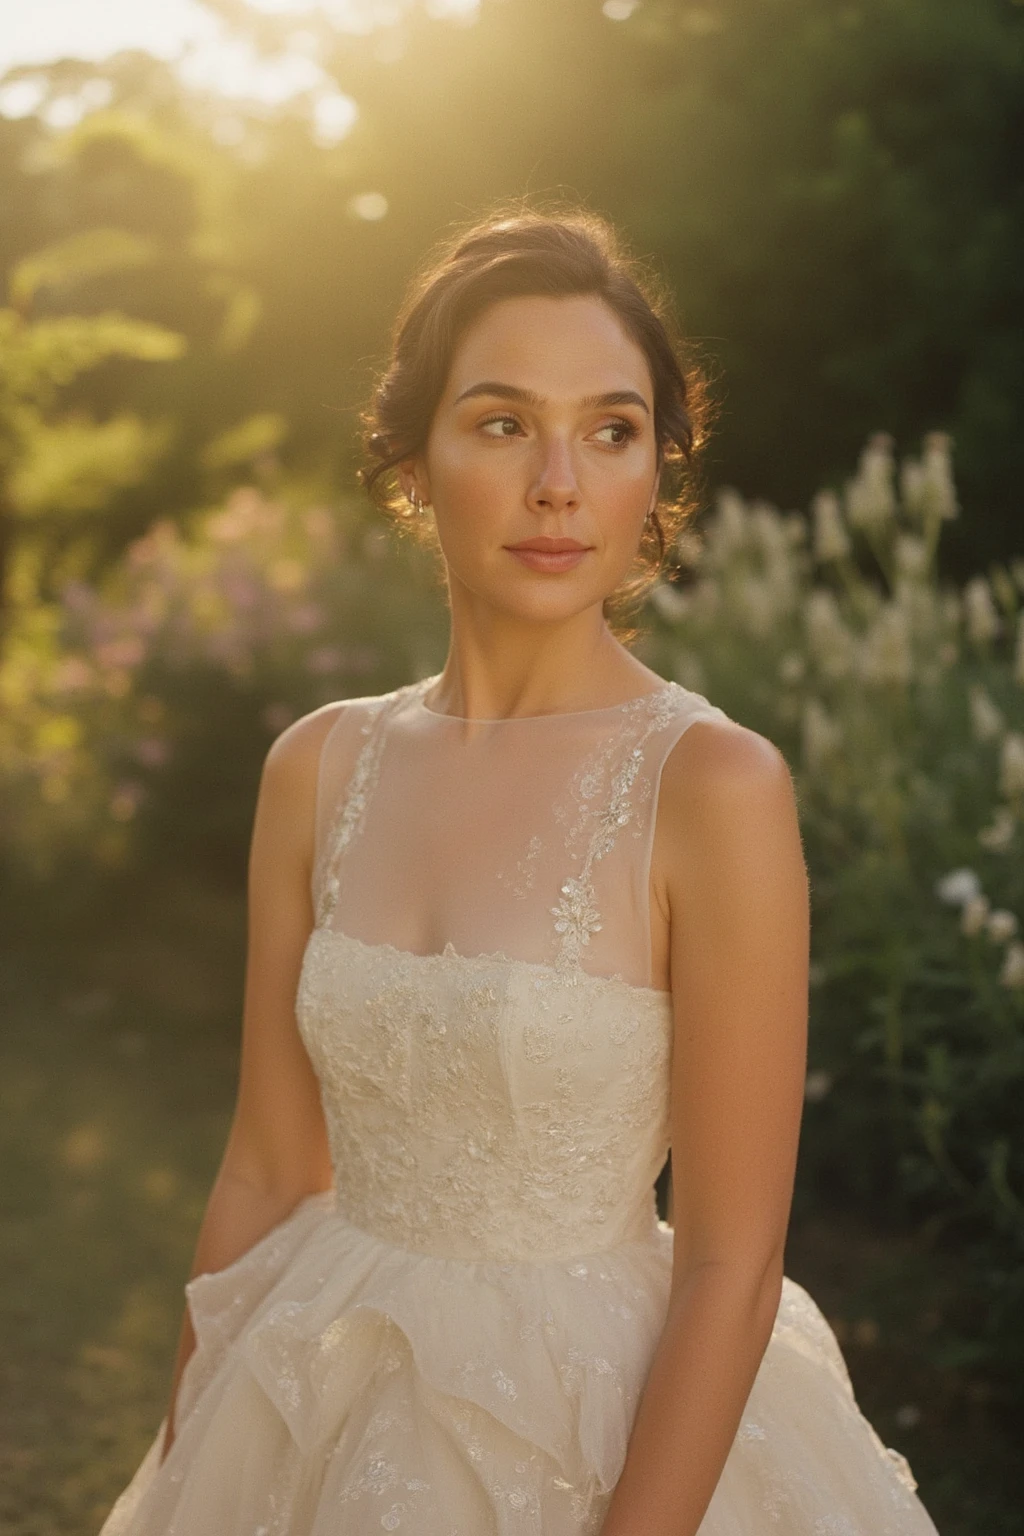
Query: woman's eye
[[480, 415, 522, 437], [594, 420, 639, 446]]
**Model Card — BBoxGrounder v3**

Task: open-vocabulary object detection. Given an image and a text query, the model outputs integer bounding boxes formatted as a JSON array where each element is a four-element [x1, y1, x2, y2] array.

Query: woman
[[99, 206, 941, 1535]]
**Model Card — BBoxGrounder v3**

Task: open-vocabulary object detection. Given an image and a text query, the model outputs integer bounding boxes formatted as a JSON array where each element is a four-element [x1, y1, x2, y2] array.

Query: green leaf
[[200, 413, 287, 473], [9, 414, 174, 517], [9, 229, 159, 311], [0, 311, 186, 407]]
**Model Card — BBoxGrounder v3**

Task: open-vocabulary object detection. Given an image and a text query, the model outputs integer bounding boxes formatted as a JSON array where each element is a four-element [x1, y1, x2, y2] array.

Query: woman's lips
[[505, 546, 591, 573]]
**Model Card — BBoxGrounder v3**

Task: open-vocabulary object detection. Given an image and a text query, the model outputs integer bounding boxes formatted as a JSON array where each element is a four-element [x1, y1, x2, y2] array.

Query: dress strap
[[313, 682, 420, 927], [550, 683, 732, 985]]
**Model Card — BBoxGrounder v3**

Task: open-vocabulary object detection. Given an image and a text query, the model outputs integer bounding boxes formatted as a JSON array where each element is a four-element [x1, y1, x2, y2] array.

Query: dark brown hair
[[360, 200, 713, 636]]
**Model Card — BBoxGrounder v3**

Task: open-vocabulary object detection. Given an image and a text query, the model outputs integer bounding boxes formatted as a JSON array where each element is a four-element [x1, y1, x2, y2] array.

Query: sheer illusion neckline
[[413, 673, 679, 723]]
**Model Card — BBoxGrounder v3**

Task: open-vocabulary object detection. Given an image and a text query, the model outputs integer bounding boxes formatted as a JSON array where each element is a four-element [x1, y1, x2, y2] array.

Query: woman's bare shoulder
[[265, 700, 343, 777], [262, 691, 390, 785], [250, 693, 394, 863], [664, 712, 792, 797], [657, 713, 800, 865]]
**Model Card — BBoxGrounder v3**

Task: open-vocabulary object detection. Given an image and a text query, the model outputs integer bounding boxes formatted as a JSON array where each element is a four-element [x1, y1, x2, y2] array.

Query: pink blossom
[[53, 657, 95, 692], [262, 701, 295, 734], [95, 636, 146, 670], [109, 781, 145, 821], [287, 603, 325, 635], [135, 737, 170, 768], [305, 645, 342, 674]]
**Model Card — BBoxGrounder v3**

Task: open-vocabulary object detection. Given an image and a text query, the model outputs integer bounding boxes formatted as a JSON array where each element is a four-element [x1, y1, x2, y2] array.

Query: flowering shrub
[[0, 485, 446, 877], [645, 431, 1024, 1398]]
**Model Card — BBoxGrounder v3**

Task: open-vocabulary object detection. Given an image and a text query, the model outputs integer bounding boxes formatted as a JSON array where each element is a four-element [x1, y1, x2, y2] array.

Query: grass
[[0, 879, 1020, 1535], [0, 879, 242, 1536]]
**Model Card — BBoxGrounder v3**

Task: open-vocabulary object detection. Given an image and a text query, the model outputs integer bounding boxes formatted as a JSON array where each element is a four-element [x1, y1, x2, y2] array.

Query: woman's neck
[[426, 608, 665, 722]]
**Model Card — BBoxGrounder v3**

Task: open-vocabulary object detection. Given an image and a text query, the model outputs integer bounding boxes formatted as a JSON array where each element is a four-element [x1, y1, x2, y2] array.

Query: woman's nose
[[527, 436, 581, 513]]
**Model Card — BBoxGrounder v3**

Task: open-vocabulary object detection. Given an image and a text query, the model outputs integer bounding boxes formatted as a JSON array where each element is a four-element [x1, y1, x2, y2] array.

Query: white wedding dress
[[99, 675, 941, 1535]]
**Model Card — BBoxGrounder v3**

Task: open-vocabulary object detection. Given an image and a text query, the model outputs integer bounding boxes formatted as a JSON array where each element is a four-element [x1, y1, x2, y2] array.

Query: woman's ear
[[648, 465, 663, 518], [397, 455, 431, 509]]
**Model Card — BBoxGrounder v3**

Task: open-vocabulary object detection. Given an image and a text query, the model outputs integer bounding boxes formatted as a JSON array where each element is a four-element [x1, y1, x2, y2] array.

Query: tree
[[0, 279, 184, 625]]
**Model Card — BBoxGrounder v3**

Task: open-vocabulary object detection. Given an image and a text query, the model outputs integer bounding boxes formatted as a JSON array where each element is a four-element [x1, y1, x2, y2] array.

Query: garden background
[[1, 1, 1023, 1532]]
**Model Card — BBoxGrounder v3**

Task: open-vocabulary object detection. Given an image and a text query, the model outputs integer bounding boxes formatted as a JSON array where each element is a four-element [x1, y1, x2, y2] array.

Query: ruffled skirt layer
[[99, 1191, 940, 1535]]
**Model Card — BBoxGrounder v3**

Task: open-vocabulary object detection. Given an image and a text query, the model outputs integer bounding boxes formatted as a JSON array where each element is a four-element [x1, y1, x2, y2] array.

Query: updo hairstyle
[[360, 201, 712, 634]]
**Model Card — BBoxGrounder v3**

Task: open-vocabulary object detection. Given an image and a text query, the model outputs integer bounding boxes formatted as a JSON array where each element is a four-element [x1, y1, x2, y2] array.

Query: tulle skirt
[[99, 1190, 940, 1535]]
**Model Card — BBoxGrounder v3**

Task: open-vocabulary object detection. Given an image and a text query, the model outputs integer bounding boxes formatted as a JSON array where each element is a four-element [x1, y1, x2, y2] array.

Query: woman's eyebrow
[[582, 389, 650, 415], [453, 381, 650, 414]]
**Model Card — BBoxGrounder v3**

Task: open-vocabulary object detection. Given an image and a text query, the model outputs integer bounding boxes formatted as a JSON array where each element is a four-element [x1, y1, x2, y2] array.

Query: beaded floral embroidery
[[314, 684, 418, 927], [549, 685, 681, 980]]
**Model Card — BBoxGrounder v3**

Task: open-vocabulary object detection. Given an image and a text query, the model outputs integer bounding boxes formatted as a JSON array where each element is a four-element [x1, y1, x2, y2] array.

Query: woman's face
[[405, 293, 660, 625]]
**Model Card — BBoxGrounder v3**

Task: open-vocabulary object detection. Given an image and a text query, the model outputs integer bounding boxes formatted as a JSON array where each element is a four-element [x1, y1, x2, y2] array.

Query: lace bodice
[[295, 675, 731, 1264]]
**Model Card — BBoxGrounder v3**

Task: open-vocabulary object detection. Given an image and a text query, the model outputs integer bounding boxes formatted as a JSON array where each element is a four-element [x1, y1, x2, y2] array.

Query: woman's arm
[[600, 720, 810, 1536], [158, 703, 343, 1463]]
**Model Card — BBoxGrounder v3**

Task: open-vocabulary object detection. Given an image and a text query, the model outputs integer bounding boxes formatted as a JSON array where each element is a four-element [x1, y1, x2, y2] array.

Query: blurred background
[[0, 2, 1022, 1531]]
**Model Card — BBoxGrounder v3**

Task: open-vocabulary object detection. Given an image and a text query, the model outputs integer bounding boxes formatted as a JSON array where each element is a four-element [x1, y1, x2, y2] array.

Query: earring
[[407, 489, 421, 516]]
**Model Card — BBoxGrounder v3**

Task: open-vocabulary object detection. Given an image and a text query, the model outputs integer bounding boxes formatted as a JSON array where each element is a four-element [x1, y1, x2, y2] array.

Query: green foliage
[[0, 309, 184, 410], [7, 228, 160, 312], [642, 430, 1024, 1400], [0, 305, 186, 622], [10, 415, 174, 519], [200, 413, 288, 474], [0, 95, 270, 622]]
